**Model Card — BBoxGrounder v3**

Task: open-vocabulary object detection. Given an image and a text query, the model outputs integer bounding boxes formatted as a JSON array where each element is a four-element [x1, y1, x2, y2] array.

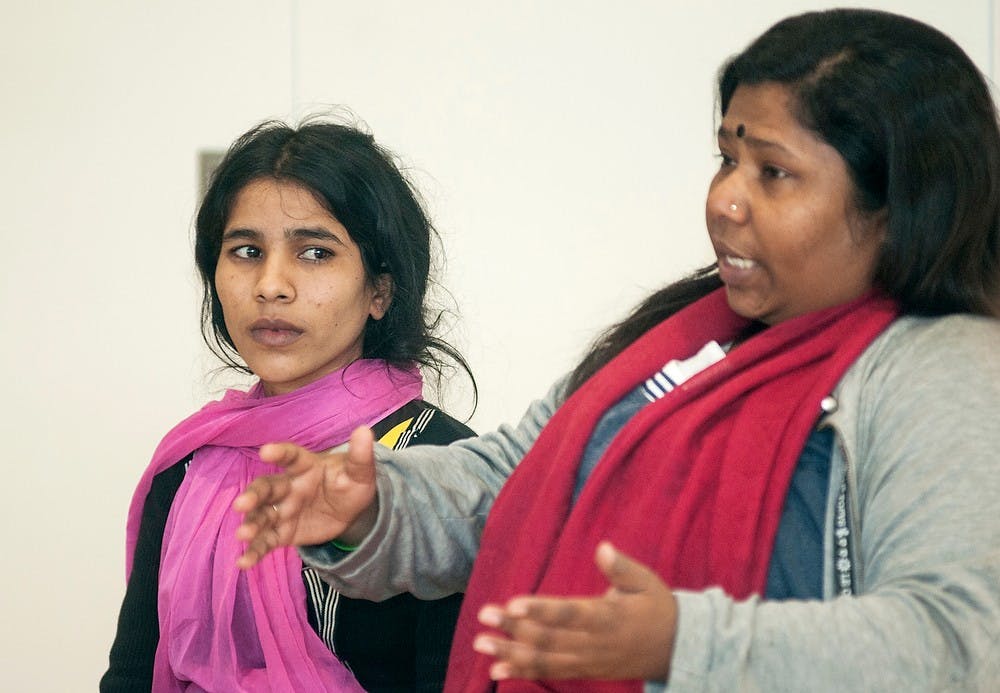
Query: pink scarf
[[445, 290, 898, 692], [125, 360, 422, 692]]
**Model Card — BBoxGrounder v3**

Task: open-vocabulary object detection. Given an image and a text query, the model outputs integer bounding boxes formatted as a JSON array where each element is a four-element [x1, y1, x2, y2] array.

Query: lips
[[712, 239, 760, 286], [249, 318, 304, 348]]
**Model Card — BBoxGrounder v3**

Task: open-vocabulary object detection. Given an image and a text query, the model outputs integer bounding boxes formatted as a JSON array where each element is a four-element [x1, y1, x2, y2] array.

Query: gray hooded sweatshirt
[[302, 314, 1000, 692]]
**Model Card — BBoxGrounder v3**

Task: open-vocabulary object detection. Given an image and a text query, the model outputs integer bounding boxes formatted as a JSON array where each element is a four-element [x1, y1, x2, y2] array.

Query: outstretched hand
[[233, 426, 379, 569], [472, 542, 677, 683]]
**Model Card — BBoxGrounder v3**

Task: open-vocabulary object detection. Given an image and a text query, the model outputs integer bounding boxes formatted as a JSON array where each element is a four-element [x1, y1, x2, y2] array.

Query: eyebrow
[[717, 125, 797, 158], [289, 227, 347, 246], [221, 226, 348, 246]]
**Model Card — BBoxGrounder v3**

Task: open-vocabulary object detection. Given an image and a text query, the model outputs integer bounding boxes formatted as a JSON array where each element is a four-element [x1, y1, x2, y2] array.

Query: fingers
[[259, 441, 319, 474], [469, 543, 679, 682], [480, 601, 595, 644], [232, 469, 292, 513], [232, 461, 299, 568], [476, 603, 596, 680], [235, 537, 275, 570], [233, 440, 332, 516], [473, 631, 585, 681], [231, 430, 375, 570], [234, 493, 285, 537], [475, 544, 663, 634], [479, 595, 609, 645]]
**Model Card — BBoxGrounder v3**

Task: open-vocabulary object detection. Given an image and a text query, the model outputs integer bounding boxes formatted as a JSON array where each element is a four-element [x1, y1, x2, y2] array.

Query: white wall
[[0, 2, 992, 689]]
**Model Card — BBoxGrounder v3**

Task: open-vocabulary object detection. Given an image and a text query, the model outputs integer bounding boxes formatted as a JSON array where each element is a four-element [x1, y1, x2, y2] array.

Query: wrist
[[336, 495, 379, 546]]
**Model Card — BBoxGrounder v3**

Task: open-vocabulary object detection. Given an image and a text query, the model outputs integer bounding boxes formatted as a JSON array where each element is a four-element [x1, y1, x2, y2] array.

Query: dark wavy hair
[[195, 118, 476, 405], [569, 9, 1000, 394]]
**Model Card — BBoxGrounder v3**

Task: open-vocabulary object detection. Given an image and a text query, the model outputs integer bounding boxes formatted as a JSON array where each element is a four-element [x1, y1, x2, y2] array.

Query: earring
[[729, 203, 739, 212]]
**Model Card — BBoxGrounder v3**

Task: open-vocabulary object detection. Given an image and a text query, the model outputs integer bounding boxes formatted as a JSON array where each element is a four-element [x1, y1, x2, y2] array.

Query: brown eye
[[299, 247, 333, 261], [232, 245, 261, 259], [762, 165, 790, 180]]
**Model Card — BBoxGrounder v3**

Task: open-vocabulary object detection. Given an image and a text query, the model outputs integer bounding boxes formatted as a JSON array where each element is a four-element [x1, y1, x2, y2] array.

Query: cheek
[[214, 274, 239, 311], [213, 271, 253, 333], [309, 285, 366, 327], [763, 207, 832, 267], [771, 225, 860, 292], [328, 276, 373, 312]]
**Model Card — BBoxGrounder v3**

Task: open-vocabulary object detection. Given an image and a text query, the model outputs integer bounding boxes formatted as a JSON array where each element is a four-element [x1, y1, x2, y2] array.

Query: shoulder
[[865, 312, 1000, 363], [839, 313, 1000, 404], [833, 313, 1000, 489], [831, 313, 1000, 476], [371, 400, 476, 450]]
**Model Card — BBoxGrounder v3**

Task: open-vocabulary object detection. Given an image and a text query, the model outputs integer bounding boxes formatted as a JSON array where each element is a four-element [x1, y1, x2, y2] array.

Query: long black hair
[[568, 9, 1000, 394], [195, 118, 476, 405]]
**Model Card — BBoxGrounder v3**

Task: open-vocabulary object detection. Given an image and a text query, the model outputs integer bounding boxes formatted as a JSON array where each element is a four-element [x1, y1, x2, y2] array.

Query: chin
[[724, 290, 766, 321]]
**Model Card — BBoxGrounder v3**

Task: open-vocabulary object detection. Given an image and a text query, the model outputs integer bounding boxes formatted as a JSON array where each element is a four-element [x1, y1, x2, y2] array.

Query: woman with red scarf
[[101, 120, 477, 692], [236, 10, 1000, 692]]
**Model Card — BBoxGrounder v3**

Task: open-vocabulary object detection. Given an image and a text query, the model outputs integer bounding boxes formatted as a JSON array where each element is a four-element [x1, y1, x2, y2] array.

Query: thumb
[[343, 426, 376, 484], [594, 541, 658, 595]]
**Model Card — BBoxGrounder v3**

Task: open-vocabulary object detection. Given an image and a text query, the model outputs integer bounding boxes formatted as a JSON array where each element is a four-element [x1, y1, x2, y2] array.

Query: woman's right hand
[[233, 426, 379, 569]]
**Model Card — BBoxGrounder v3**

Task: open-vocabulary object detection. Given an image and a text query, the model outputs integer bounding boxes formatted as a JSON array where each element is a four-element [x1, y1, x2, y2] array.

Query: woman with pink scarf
[[101, 120, 476, 692]]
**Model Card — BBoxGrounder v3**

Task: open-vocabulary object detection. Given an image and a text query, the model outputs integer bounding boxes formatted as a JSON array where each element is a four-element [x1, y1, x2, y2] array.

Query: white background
[[0, 2, 994, 689]]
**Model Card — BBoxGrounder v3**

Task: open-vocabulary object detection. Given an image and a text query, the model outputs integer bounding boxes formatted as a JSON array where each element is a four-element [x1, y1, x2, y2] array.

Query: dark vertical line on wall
[[990, 0, 997, 81], [986, 0, 991, 78], [290, 0, 300, 116]]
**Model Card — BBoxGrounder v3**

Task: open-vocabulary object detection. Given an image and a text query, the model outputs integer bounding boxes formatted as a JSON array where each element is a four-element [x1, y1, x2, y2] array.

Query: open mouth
[[722, 255, 758, 270]]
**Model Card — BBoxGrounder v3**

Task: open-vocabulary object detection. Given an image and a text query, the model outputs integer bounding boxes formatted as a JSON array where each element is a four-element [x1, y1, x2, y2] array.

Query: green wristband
[[328, 538, 358, 553]]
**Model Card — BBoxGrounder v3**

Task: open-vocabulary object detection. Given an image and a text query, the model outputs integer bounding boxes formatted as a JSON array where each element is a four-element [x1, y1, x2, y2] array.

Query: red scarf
[[445, 289, 898, 692]]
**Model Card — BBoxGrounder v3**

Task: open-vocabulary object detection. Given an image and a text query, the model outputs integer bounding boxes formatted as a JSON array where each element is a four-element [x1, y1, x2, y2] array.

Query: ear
[[369, 273, 394, 320], [870, 207, 888, 241], [850, 205, 887, 248]]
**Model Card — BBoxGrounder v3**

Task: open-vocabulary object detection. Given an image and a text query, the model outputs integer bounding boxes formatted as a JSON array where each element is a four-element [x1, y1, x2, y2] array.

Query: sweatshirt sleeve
[[657, 315, 1000, 692], [300, 377, 568, 601]]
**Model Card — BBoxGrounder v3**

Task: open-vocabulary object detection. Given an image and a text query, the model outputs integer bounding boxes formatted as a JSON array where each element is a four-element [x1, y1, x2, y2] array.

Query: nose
[[255, 255, 295, 303], [705, 169, 749, 225]]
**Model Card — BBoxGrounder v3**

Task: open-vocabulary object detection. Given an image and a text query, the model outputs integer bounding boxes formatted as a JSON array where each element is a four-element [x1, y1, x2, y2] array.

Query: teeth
[[724, 255, 757, 270]]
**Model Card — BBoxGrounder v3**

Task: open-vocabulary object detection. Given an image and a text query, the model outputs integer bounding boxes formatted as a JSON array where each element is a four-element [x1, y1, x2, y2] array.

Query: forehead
[[720, 82, 845, 161], [721, 83, 801, 135], [228, 178, 331, 221]]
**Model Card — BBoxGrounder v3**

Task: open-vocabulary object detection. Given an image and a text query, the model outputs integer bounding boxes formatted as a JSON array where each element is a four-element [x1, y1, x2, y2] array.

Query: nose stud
[[729, 203, 739, 212]]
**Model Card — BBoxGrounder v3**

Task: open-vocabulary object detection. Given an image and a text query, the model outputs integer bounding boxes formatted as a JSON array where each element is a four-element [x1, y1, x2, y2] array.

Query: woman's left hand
[[472, 542, 678, 682]]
